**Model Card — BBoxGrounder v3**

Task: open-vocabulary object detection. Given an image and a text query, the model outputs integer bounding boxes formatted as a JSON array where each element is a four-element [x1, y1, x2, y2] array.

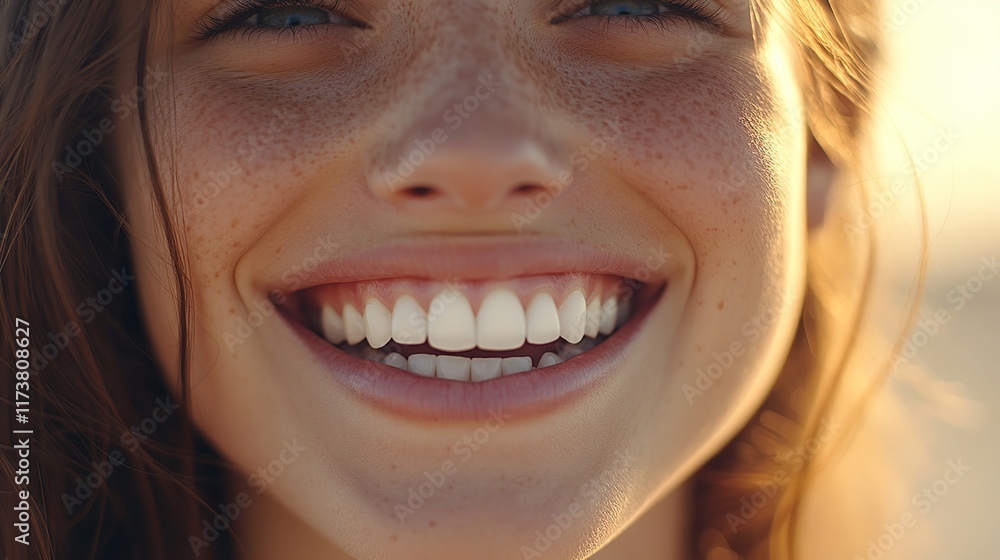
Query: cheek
[[510, 40, 801, 274], [561, 53, 808, 476], [160, 69, 364, 284], [562, 52, 804, 322], [580, 55, 795, 251]]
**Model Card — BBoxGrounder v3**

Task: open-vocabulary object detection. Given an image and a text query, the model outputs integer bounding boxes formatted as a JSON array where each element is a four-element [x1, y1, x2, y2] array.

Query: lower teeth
[[343, 336, 602, 382]]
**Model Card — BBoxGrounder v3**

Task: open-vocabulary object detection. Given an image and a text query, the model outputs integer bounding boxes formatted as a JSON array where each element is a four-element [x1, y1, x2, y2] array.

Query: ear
[[806, 134, 837, 231]]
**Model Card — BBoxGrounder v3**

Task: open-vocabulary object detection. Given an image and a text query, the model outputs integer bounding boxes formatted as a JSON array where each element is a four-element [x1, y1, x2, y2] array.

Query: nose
[[372, 140, 564, 210], [367, 76, 568, 211]]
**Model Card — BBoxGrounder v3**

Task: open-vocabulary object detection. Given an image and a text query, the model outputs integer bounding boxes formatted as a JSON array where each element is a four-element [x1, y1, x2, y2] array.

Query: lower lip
[[279, 290, 663, 423]]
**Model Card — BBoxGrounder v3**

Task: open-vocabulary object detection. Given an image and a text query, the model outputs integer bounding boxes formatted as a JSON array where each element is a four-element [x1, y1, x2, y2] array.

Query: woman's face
[[123, 0, 807, 557]]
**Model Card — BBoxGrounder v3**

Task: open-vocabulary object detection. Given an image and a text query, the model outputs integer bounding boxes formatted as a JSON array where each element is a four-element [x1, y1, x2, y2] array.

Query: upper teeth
[[319, 287, 630, 352], [476, 289, 526, 351]]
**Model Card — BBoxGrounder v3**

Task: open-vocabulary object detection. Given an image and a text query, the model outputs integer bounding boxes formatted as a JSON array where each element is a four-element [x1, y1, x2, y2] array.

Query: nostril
[[401, 185, 437, 198]]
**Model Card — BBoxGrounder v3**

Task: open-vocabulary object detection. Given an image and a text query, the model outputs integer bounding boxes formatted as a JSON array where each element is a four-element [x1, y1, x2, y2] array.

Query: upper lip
[[256, 234, 676, 295]]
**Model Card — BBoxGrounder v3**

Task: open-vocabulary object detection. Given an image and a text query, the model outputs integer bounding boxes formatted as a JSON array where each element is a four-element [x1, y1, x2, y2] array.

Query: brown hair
[[0, 1, 908, 558], [1, 1, 215, 558]]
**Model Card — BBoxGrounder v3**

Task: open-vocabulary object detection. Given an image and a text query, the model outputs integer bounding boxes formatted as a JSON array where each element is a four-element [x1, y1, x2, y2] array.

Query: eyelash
[[552, 0, 729, 32], [193, 0, 357, 41], [194, 0, 729, 42]]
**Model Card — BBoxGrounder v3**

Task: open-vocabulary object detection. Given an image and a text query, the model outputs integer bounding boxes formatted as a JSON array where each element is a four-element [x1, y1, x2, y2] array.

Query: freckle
[[230, 218, 239, 229], [389, 535, 397, 542], [229, 307, 236, 314], [428, 520, 436, 528], [717, 301, 725, 310], [389, 463, 396, 471], [275, 245, 283, 254], [696, 345, 703, 352]]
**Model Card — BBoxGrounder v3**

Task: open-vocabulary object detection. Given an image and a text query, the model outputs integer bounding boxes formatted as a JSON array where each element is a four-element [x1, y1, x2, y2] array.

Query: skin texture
[[120, 0, 808, 558]]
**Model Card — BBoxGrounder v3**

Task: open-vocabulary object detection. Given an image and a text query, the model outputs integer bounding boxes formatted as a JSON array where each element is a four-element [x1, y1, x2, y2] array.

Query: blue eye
[[195, 0, 360, 40], [248, 6, 332, 28], [552, 0, 727, 30], [577, 0, 666, 17]]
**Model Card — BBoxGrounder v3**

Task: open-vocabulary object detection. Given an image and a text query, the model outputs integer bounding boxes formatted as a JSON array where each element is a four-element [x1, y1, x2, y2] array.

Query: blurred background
[[870, 0, 999, 557]]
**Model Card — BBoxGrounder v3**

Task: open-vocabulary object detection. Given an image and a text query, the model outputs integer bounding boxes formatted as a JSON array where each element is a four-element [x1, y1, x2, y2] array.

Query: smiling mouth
[[290, 273, 644, 382]]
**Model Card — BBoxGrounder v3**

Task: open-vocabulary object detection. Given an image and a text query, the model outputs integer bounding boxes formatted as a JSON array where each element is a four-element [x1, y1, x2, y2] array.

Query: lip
[[261, 236, 674, 422], [256, 235, 675, 295], [278, 283, 663, 423]]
